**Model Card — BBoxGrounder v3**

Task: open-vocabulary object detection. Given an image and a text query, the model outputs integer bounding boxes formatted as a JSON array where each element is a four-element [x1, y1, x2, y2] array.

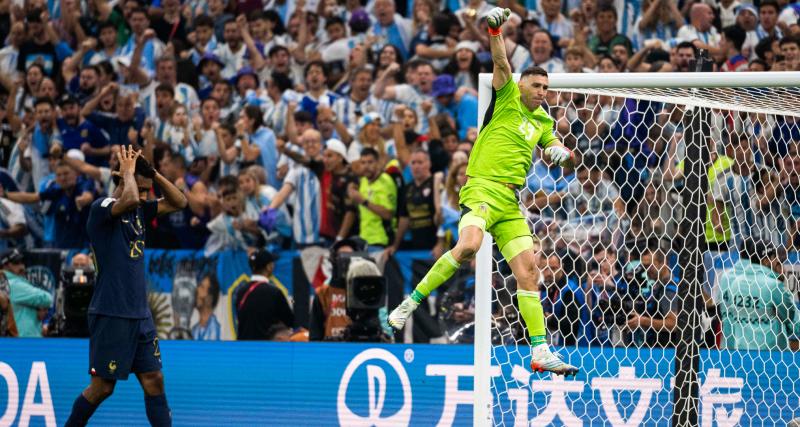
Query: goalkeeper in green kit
[[388, 7, 579, 376]]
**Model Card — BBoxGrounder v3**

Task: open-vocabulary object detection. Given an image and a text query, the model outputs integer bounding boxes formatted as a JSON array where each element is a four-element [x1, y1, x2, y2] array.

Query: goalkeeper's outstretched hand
[[545, 146, 574, 167], [487, 7, 511, 29]]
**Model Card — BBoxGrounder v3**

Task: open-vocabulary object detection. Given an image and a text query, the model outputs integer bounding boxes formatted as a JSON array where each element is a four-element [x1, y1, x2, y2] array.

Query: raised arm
[[373, 62, 401, 100], [81, 83, 118, 118], [487, 8, 513, 90], [155, 171, 188, 216]]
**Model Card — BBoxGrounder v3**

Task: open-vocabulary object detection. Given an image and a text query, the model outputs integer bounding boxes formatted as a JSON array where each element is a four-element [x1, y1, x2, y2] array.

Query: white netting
[[482, 78, 800, 426]]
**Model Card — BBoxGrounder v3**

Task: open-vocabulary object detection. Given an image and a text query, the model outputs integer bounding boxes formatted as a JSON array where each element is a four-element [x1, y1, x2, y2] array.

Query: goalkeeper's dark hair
[[111, 155, 156, 186], [521, 66, 548, 80]]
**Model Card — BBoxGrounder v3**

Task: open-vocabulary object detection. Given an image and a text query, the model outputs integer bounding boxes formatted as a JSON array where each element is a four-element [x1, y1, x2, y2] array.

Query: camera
[[49, 267, 96, 337]]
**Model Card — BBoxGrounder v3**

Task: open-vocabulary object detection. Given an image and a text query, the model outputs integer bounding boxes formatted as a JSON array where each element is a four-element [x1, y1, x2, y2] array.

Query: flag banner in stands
[[1, 340, 798, 426]]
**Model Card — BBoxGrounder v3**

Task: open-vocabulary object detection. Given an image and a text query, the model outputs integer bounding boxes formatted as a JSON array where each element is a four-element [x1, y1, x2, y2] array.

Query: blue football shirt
[[87, 197, 158, 318]]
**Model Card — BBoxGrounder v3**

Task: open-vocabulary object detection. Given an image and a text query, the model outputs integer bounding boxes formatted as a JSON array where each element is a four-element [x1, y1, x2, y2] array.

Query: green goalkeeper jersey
[[467, 78, 559, 187], [716, 260, 800, 351]]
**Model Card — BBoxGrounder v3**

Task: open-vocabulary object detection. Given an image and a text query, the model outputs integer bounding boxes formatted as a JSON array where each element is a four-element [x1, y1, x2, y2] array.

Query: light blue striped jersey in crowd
[[541, 14, 574, 45], [631, 18, 681, 51], [614, 0, 642, 39], [755, 25, 783, 41], [332, 95, 379, 137], [676, 24, 721, 46], [251, 127, 280, 188], [369, 15, 414, 60], [118, 37, 163, 76], [518, 56, 565, 74], [285, 165, 321, 245], [189, 36, 219, 65], [392, 84, 436, 135]]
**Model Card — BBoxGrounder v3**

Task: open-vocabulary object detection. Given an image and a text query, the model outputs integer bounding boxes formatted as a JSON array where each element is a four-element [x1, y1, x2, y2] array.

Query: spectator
[[17, 9, 62, 79], [736, 4, 761, 59], [431, 74, 478, 141], [266, 129, 324, 246], [238, 105, 279, 188], [1, 249, 53, 337], [119, 6, 164, 75], [309, 237, 363, 341], [520, 30, 565, 73], [331, 67, 376, 142], [236, 249, 294, 340], [628, 246, 678, 348], [0, 267, 19, 337], [780, 35, 800, 71], [585, 258, 626, 346], [720, 25, 749, 71], [81, 84, 146, 148], [443, 41, 482, 91], [588, 4, 633, 58], [298, 60, 339, 124], [561, 155, 624, 246], [205, 175, 264, 254], [0, 196, 29, 251], [677, 3, 722, 56], [376, 60, 437, 134], [1, 159, 94, 248], [757, 1, 784, 42], [386, 150, 441, 257], [631, 0, 684, 51], [714, 239, 798, 351], [0, 22, 25, 79], [437, 159, 467, 252], [539, 0, 574, 50], [348, 147, 397, 250], [57, 95, 110, 168], [369, 0, 414, 60]]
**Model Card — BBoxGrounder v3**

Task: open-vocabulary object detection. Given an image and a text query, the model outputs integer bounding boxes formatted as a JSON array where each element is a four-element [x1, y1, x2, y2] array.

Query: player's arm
[[487, 8, 512, 90], [154, 171, 188, 216]]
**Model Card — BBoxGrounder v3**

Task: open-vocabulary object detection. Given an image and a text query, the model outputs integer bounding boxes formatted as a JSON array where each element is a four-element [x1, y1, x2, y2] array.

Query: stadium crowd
[[0, 0, 799, 348]]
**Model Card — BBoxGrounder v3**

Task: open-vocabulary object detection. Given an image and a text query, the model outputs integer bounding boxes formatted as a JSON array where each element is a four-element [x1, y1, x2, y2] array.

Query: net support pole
[[672, 102, 707, 426], [474, 233, 493, 427]]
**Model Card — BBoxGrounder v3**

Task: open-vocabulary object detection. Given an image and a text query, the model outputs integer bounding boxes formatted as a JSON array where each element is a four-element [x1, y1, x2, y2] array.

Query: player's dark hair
[[722, 25, 747, 51], [194, 14, 214, 29], [111, 155, 156, 186], [520, 66, 548, 79], [360, 146, 380, 160]]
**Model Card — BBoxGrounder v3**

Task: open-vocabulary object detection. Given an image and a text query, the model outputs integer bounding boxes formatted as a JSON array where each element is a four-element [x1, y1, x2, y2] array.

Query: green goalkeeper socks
[[410, 251, 461, 303], [518, 289, 547, 345]]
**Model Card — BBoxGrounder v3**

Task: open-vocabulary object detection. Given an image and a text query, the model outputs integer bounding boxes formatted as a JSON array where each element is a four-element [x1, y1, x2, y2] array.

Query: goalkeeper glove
[[486, 7, 511, 30], [545, 146, 573, 166]]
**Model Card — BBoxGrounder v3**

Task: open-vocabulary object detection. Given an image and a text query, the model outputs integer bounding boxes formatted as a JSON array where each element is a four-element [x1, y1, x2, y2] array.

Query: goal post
[[474, 71, 800, 426]]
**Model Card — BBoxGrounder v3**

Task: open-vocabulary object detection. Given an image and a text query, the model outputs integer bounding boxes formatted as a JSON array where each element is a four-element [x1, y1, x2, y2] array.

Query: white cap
[[357, 112, 382, 132], [66, 149, 85, 162], [455, 41, 480, 54], [325, 139, 348, 162]]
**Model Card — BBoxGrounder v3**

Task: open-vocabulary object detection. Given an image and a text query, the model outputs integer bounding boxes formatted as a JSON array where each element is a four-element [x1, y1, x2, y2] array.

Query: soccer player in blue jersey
[[65, 146, 187, 427]]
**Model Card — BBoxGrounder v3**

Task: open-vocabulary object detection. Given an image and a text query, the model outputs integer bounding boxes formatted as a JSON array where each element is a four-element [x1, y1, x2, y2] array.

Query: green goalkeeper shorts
[[458, 177, 533, 262]]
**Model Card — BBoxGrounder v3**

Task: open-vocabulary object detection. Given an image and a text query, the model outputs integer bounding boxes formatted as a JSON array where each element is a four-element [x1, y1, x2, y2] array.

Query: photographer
[[310, 237, 391, 342], [627, 246, 679, 348], [236, 249, 294, 340], [309, 238, 359, 341]]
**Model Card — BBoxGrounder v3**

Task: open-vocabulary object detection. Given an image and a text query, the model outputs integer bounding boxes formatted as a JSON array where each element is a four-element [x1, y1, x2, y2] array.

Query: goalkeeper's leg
[[388, 225, 484, 331], [505, 244, 579, 376]]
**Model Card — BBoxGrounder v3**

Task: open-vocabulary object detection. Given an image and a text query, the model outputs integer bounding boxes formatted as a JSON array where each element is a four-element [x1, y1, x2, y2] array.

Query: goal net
[[473, 72, 800, 426]]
